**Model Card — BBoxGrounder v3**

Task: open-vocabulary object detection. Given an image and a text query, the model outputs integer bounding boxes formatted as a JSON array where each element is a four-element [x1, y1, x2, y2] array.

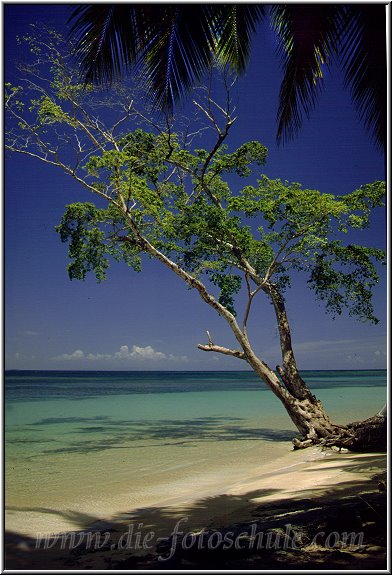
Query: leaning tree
[[5, 28, 386, 450]]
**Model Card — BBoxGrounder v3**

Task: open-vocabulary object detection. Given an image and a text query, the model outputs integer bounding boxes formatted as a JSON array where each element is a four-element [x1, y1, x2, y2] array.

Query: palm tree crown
[[68, 4, 386, 151]]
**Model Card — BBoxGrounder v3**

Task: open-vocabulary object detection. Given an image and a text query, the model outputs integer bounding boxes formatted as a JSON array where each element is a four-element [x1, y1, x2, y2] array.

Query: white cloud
[[168, 353, 188, 362], [54, 349, 85, 361], [281, 336, 387, 368], [292, 337, 387, 356], [293, 339, 358, 352], [114, 345, 131, 359], [86, 353, 112, 361], [53, 344, 188, 363], [114, 344, 166, 361]]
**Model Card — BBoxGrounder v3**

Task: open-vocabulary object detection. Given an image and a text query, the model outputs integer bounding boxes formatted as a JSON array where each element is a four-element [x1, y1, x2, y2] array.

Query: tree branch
[[265, 282, 313, 401], [120, 225, 245, 339], [197, 343, 246, 360], [242, 273, 265, 336]]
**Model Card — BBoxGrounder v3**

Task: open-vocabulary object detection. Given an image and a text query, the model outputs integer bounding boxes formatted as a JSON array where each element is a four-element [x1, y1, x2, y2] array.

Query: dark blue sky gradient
[[5, 4, 387, 370]]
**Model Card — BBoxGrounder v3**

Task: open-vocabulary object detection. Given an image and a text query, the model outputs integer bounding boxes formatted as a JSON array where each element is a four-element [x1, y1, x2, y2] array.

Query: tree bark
[[206, 281, 386, 451], [326, 414, 387, 452], [264, 283, 315, 401], [128, 218, 385, 453]]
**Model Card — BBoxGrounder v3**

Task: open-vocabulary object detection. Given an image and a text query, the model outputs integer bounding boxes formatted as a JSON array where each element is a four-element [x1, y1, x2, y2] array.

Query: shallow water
[[5, 370, 386, 535]]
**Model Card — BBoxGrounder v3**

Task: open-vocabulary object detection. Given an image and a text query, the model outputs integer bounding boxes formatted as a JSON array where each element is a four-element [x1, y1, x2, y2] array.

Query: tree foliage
[[55, 137, 385, 324], [5, 28, 385, 331], [5, 28, 386, 443]]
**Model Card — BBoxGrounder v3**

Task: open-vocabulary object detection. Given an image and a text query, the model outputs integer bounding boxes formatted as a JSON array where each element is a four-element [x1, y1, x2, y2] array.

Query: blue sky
[[4, 4, 387, 371]]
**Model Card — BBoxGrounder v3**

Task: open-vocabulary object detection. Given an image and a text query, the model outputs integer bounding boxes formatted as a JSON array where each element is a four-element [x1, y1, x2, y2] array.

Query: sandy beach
[[5, 445, 387, 570]]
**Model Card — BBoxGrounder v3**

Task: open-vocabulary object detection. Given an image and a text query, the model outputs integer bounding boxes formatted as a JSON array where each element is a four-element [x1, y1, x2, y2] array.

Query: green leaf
[[210, 273, 242, 315]]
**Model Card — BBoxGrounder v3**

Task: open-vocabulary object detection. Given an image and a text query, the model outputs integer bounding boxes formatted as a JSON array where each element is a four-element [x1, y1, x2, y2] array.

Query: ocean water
[[4, 370, 387, 536]]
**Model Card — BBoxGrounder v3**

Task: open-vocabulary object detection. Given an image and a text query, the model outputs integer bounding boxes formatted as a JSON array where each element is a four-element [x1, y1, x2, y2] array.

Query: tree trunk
[[257, 359, 387, 452], [247, 283, 387, 452], [196, 276, 385, 453], [287, 401, 386, 452], [243, 351, 340, 440], [330, 414, 387, 452]]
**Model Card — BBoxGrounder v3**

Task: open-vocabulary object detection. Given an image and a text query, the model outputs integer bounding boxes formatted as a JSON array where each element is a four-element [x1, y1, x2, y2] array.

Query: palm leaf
[[338, 5, 386, 151], [136, 4, 264, 111], [68, 4, 385, 151], [214, 5, 266, 73], [140, 5, 216, 112], [68, 5, 139, 85], [272, 4, 339, 146], [69, 4, 218, 111]]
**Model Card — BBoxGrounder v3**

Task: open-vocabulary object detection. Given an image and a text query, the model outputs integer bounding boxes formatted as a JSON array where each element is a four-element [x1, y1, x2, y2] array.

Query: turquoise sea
[[5, 370, 387, 536]]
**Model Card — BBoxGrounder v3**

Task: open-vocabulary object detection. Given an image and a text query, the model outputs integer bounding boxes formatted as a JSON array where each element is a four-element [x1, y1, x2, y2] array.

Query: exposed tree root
[[292, 415, 387, 452]]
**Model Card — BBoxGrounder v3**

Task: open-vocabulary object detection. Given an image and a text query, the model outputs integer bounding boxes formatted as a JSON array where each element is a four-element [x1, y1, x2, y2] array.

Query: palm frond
[[214, 5, 266, 73], [67, 4, 386, 152], [69, 4, 218, 111], [141, 5, 216, 112], [272, 4, 339, 145], [338, 5, 386, 151], [68, 5, 140, 85]]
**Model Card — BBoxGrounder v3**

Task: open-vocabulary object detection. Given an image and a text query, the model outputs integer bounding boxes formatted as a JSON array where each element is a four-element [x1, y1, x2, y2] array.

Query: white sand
[[6, 445, 385, 540]]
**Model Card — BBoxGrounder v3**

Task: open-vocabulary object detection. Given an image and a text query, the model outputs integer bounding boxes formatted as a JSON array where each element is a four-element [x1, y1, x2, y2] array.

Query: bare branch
[[242, 273, 265, 336], [109, 99, 134, 135], [243, 272, 253, 336], [198, 328, 246, 361], [5, 145, 115, 203], [197, 343, 246, 360]]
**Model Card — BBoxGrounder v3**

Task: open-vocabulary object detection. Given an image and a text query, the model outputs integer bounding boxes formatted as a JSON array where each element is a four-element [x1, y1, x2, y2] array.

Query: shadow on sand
[[9, 416, 297, 457], [5, 452, 387, 570]]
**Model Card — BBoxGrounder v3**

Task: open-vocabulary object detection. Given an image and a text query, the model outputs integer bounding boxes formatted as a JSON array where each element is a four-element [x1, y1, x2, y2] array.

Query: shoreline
[[4, 442, 328, 538], [5, 446, 387, 570], [5, 438, 293, 538]]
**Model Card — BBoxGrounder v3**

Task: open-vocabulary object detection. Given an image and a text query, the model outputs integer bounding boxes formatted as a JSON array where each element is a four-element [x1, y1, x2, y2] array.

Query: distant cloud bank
[[52, 344, 188, 363], [292, 337, 387, 366]]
